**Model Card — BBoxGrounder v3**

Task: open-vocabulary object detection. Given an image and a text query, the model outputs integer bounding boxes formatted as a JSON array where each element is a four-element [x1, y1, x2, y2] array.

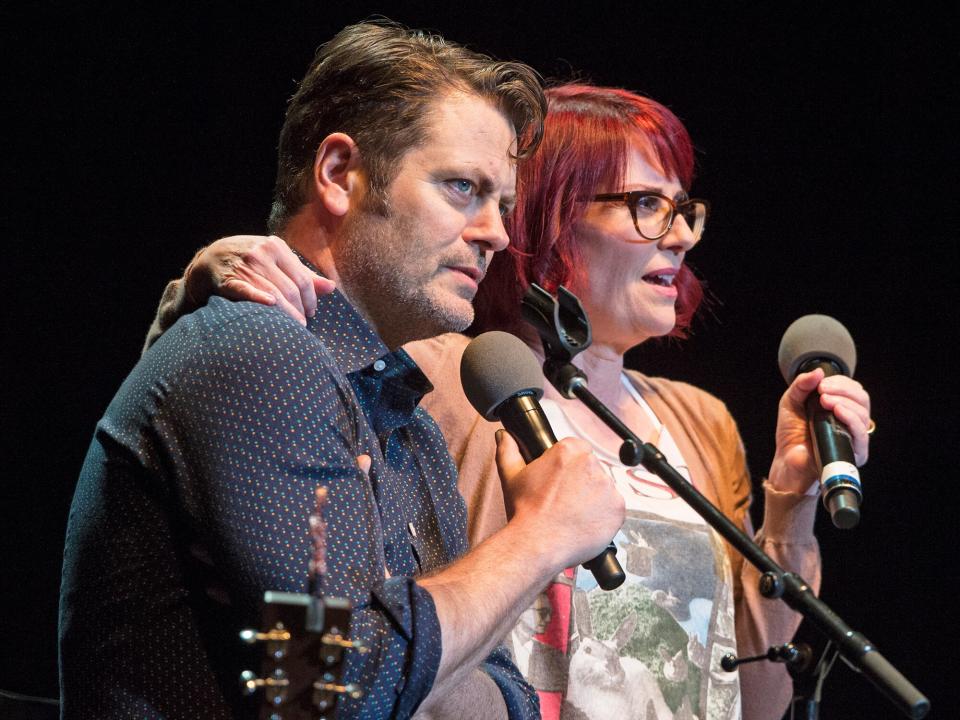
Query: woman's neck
[[532, 338, 657, 455], [572, 343, 627, 405]]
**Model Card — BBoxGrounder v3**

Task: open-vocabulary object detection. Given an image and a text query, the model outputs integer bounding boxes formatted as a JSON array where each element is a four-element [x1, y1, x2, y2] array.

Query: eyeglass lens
[[634, 196, 706, 240], [678, 202, 706, 239], [634, 195, 672, 238]]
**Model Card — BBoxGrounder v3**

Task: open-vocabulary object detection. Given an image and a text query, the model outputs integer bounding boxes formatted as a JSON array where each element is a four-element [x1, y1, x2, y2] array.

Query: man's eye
[[449, 179, 475, 195], [499, 203, 512, 218]]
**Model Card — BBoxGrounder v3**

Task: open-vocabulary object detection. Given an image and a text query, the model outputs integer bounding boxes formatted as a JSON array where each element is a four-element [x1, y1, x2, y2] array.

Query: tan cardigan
[[407, 333, 822, 720]]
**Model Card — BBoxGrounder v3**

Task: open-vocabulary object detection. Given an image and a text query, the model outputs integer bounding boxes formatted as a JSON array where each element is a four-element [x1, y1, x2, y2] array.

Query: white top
[[509, 373, 742, 720]]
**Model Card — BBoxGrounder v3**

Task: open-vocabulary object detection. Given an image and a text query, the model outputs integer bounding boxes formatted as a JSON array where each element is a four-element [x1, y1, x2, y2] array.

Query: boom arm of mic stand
[[557, 372, 930, 720]]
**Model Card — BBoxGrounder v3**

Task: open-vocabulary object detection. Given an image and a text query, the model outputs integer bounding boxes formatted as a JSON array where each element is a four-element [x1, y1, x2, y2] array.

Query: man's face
[[336, 91, 517, 348]]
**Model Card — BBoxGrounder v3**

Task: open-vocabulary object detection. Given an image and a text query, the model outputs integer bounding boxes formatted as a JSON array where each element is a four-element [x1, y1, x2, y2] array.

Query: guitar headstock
[[239, 486, 366, 719], [240, 590, 364, 719]]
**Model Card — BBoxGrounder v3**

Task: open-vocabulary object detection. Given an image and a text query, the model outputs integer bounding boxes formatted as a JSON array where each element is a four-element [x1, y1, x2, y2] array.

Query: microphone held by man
[[461, 330, 626, 590]]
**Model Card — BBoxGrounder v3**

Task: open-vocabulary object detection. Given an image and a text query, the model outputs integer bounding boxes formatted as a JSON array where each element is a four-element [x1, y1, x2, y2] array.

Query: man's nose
[[464, 200, 510, 253]]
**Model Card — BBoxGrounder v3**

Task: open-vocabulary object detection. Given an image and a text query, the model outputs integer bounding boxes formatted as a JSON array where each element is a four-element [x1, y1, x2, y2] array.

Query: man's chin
[[413, 296, 475, 339], [433, 307, 475, 335]]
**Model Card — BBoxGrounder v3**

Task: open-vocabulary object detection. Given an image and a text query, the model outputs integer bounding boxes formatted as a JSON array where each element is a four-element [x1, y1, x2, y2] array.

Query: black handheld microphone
[[778, 315, 862, 529], [460, 331, 625, 590]]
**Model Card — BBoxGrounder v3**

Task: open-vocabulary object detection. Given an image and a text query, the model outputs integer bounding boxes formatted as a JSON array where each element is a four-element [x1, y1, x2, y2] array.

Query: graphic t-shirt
[[508, 375, 742, 720]]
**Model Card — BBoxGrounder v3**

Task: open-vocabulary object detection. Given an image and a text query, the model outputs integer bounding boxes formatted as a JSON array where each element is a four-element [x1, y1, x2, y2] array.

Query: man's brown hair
[[267, 19, 545, 233]]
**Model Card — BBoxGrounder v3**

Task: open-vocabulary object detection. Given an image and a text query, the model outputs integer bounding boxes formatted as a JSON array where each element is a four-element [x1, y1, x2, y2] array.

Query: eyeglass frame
[[586, 191, 710, 242]]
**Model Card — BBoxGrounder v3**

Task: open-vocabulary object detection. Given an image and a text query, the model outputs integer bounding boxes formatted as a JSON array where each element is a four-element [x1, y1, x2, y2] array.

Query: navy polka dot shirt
[[59, 283, 536, 718]]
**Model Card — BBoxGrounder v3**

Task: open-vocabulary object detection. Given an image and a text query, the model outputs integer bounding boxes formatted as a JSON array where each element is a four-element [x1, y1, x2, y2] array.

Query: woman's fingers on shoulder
[[203, 233, 332, 317], [313, 275, 336, 296], [220, 276, 278, 307], [266, 234, 335, 313]]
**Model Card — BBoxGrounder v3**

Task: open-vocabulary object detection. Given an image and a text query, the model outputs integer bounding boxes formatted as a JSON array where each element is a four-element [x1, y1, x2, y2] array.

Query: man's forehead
[[419, 91, 518, 160]]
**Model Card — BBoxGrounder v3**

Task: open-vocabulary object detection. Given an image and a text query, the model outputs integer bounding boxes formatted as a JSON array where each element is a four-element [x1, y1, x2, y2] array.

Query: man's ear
[[311, 133, 363, 217]]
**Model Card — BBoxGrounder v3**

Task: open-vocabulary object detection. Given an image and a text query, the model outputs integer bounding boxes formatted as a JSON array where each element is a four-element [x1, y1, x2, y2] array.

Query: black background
[[4, 2, 958, 717]]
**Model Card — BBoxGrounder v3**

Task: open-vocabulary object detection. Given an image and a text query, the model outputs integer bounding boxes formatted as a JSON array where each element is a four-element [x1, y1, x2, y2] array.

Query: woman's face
[[571, 141, 700, 353]]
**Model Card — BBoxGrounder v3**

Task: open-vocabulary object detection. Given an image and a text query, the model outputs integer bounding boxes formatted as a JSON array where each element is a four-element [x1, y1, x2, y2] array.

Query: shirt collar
[[355, 350, 435, 442], [296, 254, 434, 401]]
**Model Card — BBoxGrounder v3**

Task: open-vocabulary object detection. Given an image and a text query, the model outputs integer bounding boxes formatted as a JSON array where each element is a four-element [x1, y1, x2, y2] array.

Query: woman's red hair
[[472, 83, 704, 339]]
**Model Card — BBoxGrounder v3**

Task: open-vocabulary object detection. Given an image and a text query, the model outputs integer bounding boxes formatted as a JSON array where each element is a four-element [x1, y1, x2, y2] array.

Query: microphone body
[[497, 394, 625, 590], [799, 358, 862, 529], [778, 315, 862, 529], [497, 393, 558, 464], [461, 331, 625, 590]]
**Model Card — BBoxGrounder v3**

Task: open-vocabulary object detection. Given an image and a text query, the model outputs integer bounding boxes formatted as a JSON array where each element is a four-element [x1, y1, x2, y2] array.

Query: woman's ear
[[311, 133, 362, 217]]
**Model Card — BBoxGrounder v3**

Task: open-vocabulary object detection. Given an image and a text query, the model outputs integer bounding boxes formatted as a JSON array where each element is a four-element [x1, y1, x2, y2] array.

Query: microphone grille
[[460, 331, 545, 421], [778, 314, 857, 382]]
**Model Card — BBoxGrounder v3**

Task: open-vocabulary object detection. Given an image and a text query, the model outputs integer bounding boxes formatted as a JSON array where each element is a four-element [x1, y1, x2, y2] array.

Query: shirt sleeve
[[480, 645, 541, 719], [147, 302, 441, 717]]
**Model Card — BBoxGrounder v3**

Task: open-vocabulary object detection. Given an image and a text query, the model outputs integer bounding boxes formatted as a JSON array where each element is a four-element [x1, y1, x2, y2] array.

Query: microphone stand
[[786, 641, 840, 720], [520, 284, 930, 720]]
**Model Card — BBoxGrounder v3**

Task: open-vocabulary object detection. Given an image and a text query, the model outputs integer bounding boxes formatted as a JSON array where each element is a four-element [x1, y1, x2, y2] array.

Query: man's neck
[[283, 213, 341, 284], [282, 216, 415, 351]]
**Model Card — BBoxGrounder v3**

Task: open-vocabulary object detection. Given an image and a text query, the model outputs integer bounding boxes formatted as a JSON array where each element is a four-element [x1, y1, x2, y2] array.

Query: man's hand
[[769, 368, 872, 494], [183, 235, 334, 325], [495, 430, 625, 571], [414, 432, 622, 717]]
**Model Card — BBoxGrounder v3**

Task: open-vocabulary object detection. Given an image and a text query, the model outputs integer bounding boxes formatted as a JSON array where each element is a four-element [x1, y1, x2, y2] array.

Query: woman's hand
[[183, 235, 335, 325], [768, 368, 871, 494]]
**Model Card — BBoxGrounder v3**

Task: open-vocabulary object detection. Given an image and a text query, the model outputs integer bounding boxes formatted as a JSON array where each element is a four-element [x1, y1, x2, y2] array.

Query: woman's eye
[[635, 195, 662, 215]]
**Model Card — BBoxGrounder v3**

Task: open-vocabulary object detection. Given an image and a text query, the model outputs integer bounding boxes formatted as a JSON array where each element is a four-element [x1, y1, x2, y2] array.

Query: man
[[59, 20, 624, 719]]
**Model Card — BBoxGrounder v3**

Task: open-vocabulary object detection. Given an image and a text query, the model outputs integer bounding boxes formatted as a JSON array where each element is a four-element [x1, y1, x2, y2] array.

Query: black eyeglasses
[[587, 191, 710, 242]]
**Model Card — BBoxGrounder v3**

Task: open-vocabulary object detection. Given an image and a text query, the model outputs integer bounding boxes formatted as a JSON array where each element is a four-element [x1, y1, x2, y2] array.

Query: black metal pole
[[560, 373, 929, 720]]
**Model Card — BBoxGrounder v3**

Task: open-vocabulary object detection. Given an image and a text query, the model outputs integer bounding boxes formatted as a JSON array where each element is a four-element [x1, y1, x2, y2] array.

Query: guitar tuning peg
[[317, 633, 369, 666], [313, 679, 364, 700], [239, 669, 290, 697], [240, 624, 292, 662], [320, 632, 369, 653], [239, 625, 292, 644]]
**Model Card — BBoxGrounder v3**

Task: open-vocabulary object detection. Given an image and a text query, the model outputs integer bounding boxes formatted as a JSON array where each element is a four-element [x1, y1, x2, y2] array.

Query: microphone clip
[[520, 283, 645, 466], [521, 284, 591, 397]]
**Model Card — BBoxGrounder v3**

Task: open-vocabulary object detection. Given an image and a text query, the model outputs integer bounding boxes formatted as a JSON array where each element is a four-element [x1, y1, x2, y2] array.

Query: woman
[[147, 84, 870, 720]]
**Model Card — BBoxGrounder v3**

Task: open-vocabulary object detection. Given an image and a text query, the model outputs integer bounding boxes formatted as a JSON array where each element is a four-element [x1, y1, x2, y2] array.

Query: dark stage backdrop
[[4, 3, 957, 717]]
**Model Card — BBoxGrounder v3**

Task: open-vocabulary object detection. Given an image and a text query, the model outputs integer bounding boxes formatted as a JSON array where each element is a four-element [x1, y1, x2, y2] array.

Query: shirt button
[[373, 359, 387, 372]]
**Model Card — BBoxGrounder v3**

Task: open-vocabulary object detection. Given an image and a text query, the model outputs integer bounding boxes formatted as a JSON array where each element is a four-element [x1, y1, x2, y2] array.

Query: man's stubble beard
[[335, 201, 476, 349]]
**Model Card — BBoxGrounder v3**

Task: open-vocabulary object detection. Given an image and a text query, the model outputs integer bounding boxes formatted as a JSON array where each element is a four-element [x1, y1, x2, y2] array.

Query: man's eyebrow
[[475, 173, 500, 193], [476, 172, 516, 204]]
